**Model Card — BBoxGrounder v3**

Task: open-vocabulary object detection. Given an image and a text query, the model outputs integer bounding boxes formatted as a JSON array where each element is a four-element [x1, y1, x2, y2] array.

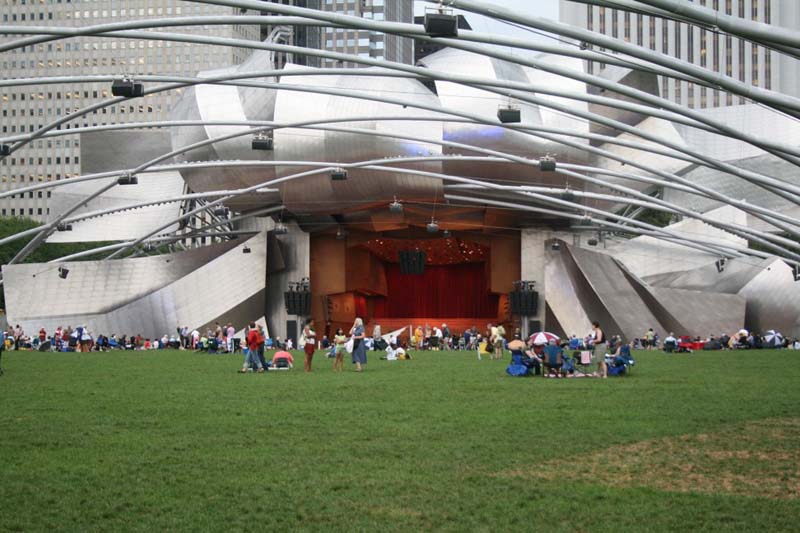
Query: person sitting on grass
[[382, 337, 407, 361], [272, 350, 294, 369], [542, 339, 564, 378]]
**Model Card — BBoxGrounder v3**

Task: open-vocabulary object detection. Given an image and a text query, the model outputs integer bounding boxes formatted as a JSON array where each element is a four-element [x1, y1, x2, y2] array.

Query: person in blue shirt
[[542, 339, 564, 377]]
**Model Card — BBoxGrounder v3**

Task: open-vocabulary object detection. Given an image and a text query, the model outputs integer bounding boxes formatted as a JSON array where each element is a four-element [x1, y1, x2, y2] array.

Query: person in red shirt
[[240, 322, 265, 373]]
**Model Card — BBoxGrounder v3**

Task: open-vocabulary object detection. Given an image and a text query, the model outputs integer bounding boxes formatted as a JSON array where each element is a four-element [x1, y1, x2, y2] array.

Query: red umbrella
[[529, 331, 560, 346]]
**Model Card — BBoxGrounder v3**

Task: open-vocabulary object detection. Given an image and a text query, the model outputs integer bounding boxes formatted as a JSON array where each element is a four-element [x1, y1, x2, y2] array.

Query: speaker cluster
[[398, 250, 426, 275]]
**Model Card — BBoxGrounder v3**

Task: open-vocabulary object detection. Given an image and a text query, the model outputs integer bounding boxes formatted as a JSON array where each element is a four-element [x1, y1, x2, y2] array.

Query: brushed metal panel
[[274, 65, 443, 213], [46, 170, 185, 242]]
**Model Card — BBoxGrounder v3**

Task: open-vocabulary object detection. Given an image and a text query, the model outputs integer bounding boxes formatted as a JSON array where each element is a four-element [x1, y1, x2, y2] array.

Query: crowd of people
[[5, 319, 797, 379]]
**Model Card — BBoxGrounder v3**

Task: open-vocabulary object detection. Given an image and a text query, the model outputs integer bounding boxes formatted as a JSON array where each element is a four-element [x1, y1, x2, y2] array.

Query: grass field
[[0, 347, 798, 531]]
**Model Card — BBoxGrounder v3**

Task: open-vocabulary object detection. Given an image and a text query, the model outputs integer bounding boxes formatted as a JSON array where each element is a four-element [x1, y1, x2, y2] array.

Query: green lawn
[[0, 348, 798, 531]]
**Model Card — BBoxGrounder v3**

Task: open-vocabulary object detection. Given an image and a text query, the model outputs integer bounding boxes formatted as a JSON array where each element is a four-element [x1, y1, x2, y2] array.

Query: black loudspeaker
[[284, 290, 311, 315], [399, 250, 426, 275], [251, 137, 274, 150], [0, 144, 10, 157], [423, 13, 458, 37], [497, 107, 521, 123], [286, 320, 297, 346], [508, 290, 539, 315], [111, 79, 144, 98]]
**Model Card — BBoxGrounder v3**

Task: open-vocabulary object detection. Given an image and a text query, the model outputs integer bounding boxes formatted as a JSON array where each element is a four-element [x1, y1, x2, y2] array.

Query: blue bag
[[506, 364, 530, 377]]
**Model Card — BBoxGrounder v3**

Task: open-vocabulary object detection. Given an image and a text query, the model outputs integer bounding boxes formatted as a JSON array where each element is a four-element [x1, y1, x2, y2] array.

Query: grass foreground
[[0, 348, 798, 531]]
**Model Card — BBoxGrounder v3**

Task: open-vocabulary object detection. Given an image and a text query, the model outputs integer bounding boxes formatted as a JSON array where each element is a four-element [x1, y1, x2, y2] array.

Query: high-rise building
[[259, 0, 322, 69], [559, 0, 800, 108], [0, 0, 261, 222], [319, 0, 414, 68]]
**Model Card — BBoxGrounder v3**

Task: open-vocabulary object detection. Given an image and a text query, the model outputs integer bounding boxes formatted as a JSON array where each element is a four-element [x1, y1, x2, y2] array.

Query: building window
[[700, 28, 707, 67], [636, 14, 643, 45]]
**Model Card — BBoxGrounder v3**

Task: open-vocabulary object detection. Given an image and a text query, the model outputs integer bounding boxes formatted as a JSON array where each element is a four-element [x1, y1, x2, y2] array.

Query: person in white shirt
[[383, 338, 406, 361], [286, 338, 294, 350]]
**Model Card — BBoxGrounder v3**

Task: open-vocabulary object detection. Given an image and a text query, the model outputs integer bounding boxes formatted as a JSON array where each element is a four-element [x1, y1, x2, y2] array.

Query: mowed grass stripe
[[0, 348, 798, 531]]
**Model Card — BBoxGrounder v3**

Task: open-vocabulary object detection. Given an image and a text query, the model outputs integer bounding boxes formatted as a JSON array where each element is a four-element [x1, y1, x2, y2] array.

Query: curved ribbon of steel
[[4, 67, 800, 239], [1, 113, 798, 261], [4, 19, 800, 182], [5, 26, 800, 218], [3, 21, 800, 213], [431, 0, 800, 115]]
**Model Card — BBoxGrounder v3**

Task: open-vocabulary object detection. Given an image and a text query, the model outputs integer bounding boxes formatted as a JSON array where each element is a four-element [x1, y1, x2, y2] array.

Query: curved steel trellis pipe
[[4, 68, 800, 238], [428, 0, 800, 116], [4, 23, 797, 220], [1, 97, 799, 258], [2, 114, 799, 259], [5, 19, 800, 179]]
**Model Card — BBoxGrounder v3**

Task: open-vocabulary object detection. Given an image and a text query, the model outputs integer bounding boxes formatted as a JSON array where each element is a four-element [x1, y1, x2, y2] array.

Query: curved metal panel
[[274, 65, 444, 213], [421, 48, 590, 188]]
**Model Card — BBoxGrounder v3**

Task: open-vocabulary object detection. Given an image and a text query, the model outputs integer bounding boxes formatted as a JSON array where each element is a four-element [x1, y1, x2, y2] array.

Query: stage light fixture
[[335, 226, 348, 240], [442, 229, 451, 238], [587, 238, 599, 246], [58, 266, 69, 279], [423, 8, 458, 37], [560, 188, 575, 202], [497, 105, 521, 123], [251, 133, 273, 151], [300, 277, 310, 291], [242, 246, 251, 254], [540, 156, 557, 171], [111, 78, 144, 98], [273, 222, 288, 235], [117, 173, 138, 185], [212, 207, 229, 217], [427, 218, 439, 233], [0, 144, 10, 157], [551, 241, 561, 251], [389, 196, 403, 213], [56, 223, 73, 231], [331, 167, 348, 181], [715, 258, 727, 273], [793, 264, 800, 282]]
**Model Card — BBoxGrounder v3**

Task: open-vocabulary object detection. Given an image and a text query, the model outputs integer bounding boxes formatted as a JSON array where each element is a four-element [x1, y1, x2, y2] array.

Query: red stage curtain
[[375, 262, 498, 318]]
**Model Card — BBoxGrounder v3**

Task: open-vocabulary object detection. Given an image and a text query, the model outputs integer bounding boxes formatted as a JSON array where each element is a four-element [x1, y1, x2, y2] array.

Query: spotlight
[[715, 258, 727, 273], [331, 167, 348, 181], [525, 281, 536, 291], [442, 229, 451, 238], [389, 197, 403, 213], [560, 188, 575, 202], [251, 133, 273, 151], [212, 207, 229, 217], [111, 78, 144, 98], [551, 241, 561, 251], [540, 156, 557, 171], [58, 266, 69, 279], [56, 223, 73, 231], [423, 8, 458, 37], [587, 238, 598, 246], [793, 264, 800, 282], [117, 173, 138, 185], [335, 226, 348, 240], [242, 246, 251, 254], [300, 277, 310, 291], [273, 222, 288, 235], [427, 218, 439, 233], [0, 144, 10, 157], [497, 105, 521, 123]]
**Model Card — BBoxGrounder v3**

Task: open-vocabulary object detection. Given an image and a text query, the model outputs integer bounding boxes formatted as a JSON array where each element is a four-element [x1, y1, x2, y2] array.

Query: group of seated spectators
[[662, 330, 800, 352], [506, 332, 634, 378]]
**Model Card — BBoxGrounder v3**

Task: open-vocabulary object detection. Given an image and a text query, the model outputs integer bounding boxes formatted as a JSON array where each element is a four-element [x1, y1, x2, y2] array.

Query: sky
[[413, 0, 560, 40]]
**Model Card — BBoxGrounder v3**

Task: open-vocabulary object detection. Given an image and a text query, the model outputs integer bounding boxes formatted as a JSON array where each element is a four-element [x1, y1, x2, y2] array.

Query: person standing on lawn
[[350, 317, 367, 372], [239, 323, 264, 373], [592, 321, 608, 378], [303, 319, 317, 372]]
